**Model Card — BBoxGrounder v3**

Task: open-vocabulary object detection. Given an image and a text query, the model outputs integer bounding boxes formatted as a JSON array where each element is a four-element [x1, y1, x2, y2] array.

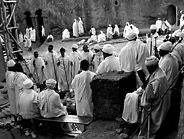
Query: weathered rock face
[[15, 0, 184, 39], [90, 71, 136, 120]]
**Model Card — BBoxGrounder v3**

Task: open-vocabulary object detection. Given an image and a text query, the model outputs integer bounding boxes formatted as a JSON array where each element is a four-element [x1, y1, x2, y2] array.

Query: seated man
[[18, 78, 40, 138], [38, 79, 72, 132]]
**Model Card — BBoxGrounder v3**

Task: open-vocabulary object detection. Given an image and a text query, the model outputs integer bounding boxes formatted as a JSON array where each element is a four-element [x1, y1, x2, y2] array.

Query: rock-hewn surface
[[15, 0, 184, 39], [91, 71, 136, 120]]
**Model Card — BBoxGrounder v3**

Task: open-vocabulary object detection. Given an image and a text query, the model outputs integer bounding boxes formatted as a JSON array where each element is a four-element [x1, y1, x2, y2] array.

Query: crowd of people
[[5, 14, 184, 139]]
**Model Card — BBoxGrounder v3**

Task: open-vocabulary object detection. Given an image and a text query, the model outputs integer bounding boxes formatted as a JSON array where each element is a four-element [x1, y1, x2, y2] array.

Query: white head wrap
[[23, 79, 33, 89], [102, 44, 114, 54], [7, 59, 15, 67]]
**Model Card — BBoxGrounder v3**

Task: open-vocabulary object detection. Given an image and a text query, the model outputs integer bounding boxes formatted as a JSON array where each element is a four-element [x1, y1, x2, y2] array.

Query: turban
[[157, 41, 172, 52], [102, 44, 114, 54], [145, 56, 159, 66], [150, 24, 157, 30], [7, 59, 15, 67], [72, 44, 78, 49], [109, 24, 111, 27], [46, 79, 57, 87], [94, 44, 101, 50], [126, 31, 137, 41], [23, 79, 33, 89]]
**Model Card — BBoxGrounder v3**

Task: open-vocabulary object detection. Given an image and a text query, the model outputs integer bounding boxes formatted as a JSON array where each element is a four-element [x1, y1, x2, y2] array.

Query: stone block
[[91, 71, 136, 120]]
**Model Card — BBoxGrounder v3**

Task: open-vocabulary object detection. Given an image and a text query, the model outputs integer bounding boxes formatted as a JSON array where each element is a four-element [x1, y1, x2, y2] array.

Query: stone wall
[[90, 71, 136, 120], [15, 0, 184, 39]]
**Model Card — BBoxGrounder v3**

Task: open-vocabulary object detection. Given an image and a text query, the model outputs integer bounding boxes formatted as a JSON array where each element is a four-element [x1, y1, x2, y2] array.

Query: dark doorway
[[167, 4, 176, 25]]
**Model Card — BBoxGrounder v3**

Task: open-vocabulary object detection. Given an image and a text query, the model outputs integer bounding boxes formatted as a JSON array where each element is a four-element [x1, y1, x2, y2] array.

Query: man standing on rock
[[71, 60, 95, 117], [119, 30, 149, 88], [96, 44, 121, 74]]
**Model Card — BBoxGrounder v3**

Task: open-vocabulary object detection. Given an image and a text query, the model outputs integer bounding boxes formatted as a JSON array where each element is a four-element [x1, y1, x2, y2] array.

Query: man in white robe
[[69, 44, 82, 80], [44, 45, 58, 81], [6, 60, 17, 118], [78, 17, 84, 36], [119, 30, 149, 88], [19, 32, 24, 43], [155, 18, 163, 35], [180, 11, 184, 30], [18, 78, 39, 138], [91, 44, 103, 72], [98, 31, 106, 42], [38, 79, 71, 131], [124, 22, 130, 38], [71, 60, 95, 117], [81, 44, 93, 63], [62, 29, 70, 40], [42, 25, 45, 37], [57, 47, 71, 91], [113, 24, 120, 39], [96, 44, 121, 74], [73, 19, 79, 38], [106, 24, 113, 40], [29, 51, 46, 85], [86, 34, 98, 44], [13, 63, 28, 112], [158, 41, 179, 88], [90, 26, 96, 35], [46, 33, 54, 42], [147, 25, 159, 56], [30, 26, 36, 42]]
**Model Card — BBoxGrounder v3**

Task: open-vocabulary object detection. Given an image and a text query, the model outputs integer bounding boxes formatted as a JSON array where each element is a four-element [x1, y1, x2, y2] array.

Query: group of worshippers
[[117, 24, 184, 139], [19, 26, 36, 51]]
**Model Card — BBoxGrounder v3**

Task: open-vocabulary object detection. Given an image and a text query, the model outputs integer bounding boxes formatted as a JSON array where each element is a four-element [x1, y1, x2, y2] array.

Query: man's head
[[126, 31, 137, 41], [150, 24, 157, 34], [94, 44, 101, 53], [16, 53, 24, 62], [102, 44, 114, 59], [80, 60, 89, 71], [158, 41, 172, 57], [145, 56, 159, 74], [48, 45, 53, 52], [60, 47, 65, 57], [46, 79, 57, 89], [83, 44, 89, 52], [7, 59, 15, 71], [23, 78, 33, 89], [72, 44, 78, 52], [34, 51, 39, 58]]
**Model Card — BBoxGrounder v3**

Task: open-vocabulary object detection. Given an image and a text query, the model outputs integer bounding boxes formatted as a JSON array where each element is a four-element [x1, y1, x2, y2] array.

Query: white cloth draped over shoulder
[[71, 70, 95, 117], [78, 17, 84, 35], [29, 56, 46, 85], [98, 31, 106, 42], [114, 24, 120, 36], [73, 19, 79, 37], [44, 51, 58, 81], [96, 55, 121, 74], [62, 29, 70, 40], [119, 40, 149, 73], [106, 25, 113, 39], [38, 89, 67, 118]]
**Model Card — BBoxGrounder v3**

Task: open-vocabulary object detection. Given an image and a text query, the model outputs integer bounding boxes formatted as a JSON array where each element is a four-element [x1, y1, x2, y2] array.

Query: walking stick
[[61, 56, 70, 91]]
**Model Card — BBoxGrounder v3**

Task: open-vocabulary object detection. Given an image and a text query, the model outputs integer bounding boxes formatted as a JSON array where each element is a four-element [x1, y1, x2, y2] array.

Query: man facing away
[[71, 60, 95, 117], [96, 44, 121, 74], [6, 60, 17, 121], [138, 56, 170, 139], [18, 78, 40, 138], [38, 79, 71, 132]]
